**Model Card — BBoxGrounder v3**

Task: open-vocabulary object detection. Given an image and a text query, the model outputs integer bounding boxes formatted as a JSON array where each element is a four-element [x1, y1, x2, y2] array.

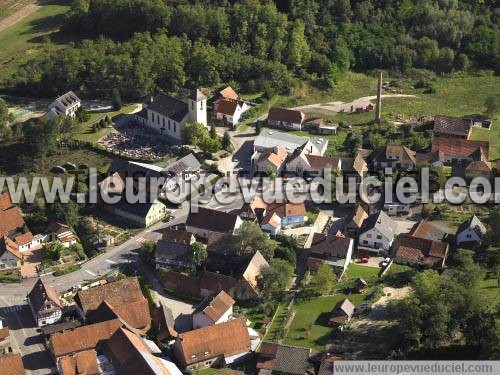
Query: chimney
[[375, 71, 383, 124]]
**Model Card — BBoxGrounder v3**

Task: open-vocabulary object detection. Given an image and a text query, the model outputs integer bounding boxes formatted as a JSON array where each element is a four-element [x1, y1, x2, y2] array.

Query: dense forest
[[9, 0, 500, 99]]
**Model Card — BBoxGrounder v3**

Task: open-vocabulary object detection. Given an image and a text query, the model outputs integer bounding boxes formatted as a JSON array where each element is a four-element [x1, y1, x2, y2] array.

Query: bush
[[0, 270, 21, 283], [53, 264, 81, 277]]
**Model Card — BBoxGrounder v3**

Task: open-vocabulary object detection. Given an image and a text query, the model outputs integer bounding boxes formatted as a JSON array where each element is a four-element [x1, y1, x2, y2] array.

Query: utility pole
[[375, 71, 383, 124]]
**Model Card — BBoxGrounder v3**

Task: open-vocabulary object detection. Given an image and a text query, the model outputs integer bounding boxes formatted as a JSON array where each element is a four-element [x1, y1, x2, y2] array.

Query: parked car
[[355, 258, 369, 264], [381, 257, 391, 267]]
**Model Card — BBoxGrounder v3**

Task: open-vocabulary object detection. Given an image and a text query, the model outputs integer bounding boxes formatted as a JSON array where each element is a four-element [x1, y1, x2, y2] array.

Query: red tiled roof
[[432, 138, 489, 160], [0, 206, 25, 235], [50, 319, 123, 358], [0, 353, 24, 375], [0, 192, 14, 211], [434, 116, 471, 138], [217, 86, 239, 100], [214, 98, 244, 116], [175, 317, 250, 365], [395, 234, 449, 268], [195, 290, 235, 322], [305, 155, 340, 170], [268, 107, 305, 124]]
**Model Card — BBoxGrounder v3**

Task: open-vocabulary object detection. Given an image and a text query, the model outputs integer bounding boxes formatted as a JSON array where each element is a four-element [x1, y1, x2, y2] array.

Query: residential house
[[0, 315, 14, 355], [47, 91, 81, 119], [342, 204, 368, 237], [155, 228, 195, 270], [256, 343, 314, 375], [74, 277, 151, 335], [213, 86, 239, 102], [173, 317, 252, 370], [307, 233, 354, 276], [456, 215, 487, 248], [162, 251, 269, 302], [154, 301, 177, 342], [49, 319, 123, 359], [358, 211, 396, 255], [0, 353, 25, 375], [286, 144, 341, 178], [0, 236, 23, 271], [255, 146, 288, 175], [186, 207, 243, 243], [267, 107, 306, 130], [431, 137, 489, 165], [102, 327, 182, 375], [328, 299, 355, 330], [408, 219, 449, 241], [192, 290, 235, 329], [111, 198, 167, 228], [137, 89, 207, 141], [240, 195, 268, 222], [371, 144, 417, 171], [0, 192, 35, 252], [46, 222, 77, 248], [213, 98, 249, 127], [340, 150, 370, 183], [433, 115, 472, 139], [393, 234, 449, 269], [260, 201, 306, 235], [253, 130, 328, 157], [383, 197, 411, 217], [464, 160, 492, 180], [57, 350, 104, 375], [27, 278, 63, 327]]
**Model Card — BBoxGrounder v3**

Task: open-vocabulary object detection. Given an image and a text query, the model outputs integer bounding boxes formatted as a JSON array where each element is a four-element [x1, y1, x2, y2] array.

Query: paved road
[[0, 296, 53, 375]]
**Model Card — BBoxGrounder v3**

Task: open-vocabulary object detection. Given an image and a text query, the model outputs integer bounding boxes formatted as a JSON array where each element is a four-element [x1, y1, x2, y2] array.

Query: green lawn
[[0, 0, 34, 19], [0, 1, 71, 84], [263, 302, 287, 342], [345, 263, 380, 279], [283, 294, 366, 350], [71, 104, 138, 143]]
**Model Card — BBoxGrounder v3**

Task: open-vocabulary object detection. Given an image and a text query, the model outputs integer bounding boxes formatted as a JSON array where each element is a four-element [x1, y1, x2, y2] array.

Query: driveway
[[21, 248, 43, 279]]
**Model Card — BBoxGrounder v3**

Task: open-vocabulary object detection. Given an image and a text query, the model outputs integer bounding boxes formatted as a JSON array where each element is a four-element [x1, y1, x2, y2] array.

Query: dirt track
[[0, 1, 39, 33]]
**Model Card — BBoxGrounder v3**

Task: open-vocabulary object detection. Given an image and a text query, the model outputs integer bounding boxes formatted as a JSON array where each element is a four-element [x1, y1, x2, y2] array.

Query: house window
[[367, 234, 371, 238], [376, 235, 382, 240], [200, 101, 203, 110], [174, 124, 177, 132], [363, 240, 368, 244], [168, 120, 171, 130], [466, 234, 472, 238]]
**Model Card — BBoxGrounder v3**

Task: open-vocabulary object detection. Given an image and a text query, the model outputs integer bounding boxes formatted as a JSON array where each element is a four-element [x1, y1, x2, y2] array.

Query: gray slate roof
[[155, 240, 190, 263], [254, 130, 327, 154], [148, 92, 189, 122], [360, 210, 396, 240], [456, 215, 486, 237], [165, 153, 201, 175]]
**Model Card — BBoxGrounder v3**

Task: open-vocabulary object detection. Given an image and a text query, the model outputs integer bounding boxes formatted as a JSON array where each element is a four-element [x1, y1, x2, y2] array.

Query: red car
[[355, 258, 369, 264]]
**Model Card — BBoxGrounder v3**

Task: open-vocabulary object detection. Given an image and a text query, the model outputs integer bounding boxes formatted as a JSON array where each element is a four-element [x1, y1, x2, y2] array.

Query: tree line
[[7, 0, 498, 100]]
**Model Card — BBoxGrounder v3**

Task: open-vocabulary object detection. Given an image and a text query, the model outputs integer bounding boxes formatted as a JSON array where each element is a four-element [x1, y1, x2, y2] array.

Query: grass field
[[345, 263, 380, 279], [283, 294, 366, 350], [0, 1, 70, 83], [71, 104, 138, 143], [0, 0, 34, 19]]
